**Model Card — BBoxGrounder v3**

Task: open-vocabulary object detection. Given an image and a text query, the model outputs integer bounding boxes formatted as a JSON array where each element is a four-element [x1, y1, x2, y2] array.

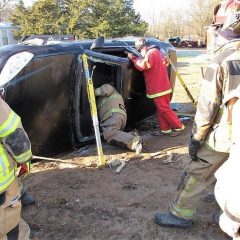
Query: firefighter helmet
[[135, 38, 148, 51], [214, 0, 240, 34]]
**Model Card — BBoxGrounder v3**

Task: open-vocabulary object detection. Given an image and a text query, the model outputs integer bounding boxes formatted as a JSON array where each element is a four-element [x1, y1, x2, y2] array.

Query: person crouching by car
[[95, 84, 143, 154]]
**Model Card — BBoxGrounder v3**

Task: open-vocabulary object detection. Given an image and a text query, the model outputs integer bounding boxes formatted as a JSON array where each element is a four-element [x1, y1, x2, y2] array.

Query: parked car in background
[[179, 39, 198, 48], [168, 36, 181, 47], [0, 36, 177, 155]]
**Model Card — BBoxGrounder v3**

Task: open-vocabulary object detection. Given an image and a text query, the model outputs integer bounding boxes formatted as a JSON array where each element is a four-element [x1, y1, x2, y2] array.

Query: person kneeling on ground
[[95, 84, 142, 154]]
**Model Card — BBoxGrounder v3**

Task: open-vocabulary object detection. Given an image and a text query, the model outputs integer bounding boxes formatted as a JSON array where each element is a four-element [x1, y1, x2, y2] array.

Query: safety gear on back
[[135, 38, 148, 51]]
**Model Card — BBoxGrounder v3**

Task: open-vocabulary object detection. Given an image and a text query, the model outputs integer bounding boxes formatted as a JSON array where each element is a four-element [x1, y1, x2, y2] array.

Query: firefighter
[[95, 84, 142, 154], [214, 98, 240, 239], [154, 0, 240, 228], [0, 96, 32, 239], [128, 38, 184, 137], [0, 91, 35, 207]]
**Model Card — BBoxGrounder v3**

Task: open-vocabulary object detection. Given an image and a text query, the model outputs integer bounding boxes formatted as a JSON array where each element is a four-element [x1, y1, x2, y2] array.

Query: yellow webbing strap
[[168, 57, 198, 109], [82, 53, 105, 167]]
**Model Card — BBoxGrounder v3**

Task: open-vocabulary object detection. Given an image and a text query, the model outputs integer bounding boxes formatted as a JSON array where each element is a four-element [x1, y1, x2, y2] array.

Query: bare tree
[[147, 8, 187, 40], [0, 0, 16, 22], [186, 0, 219, 42], [146, 0, 219, 42]]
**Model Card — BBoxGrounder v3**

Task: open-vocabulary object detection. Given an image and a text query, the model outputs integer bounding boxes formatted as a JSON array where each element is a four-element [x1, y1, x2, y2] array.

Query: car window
[[0, 51, 34, 86]]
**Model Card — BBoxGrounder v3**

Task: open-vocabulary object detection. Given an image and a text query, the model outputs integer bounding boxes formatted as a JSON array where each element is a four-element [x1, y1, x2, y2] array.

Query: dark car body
[[0, 37, 177, 155]]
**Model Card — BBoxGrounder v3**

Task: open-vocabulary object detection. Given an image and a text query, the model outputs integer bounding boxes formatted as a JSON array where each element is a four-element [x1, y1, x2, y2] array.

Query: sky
[[23, 0, 193, 24], [133, 0, 193, 23]]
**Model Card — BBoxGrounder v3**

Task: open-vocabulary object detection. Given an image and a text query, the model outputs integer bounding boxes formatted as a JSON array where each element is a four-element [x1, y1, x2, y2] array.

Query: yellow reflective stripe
[[0, 169, 15, 192], [147, 89, 172, 98], [176, 175, 196, 207], [0, 144, 8, 176], [204, 142, 215, 151], [170, 204, 195, 219], [228, 123, 232, 141], [13, 149, 32, 163], [0, 111, 20, 138], [111, 108, 126, 116]]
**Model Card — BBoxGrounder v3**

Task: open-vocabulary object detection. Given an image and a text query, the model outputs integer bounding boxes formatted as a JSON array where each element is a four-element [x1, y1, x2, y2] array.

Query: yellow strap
[[168, 58, 197, 108], [82, 53, 105, 167]]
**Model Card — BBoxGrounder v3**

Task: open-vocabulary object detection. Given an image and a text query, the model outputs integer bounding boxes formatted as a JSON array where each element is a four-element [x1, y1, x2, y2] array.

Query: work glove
[[94, 87, 101, 96], [18, 162, 31, 178], [188, 136, 200, 161], [127, 53, 134, 60]]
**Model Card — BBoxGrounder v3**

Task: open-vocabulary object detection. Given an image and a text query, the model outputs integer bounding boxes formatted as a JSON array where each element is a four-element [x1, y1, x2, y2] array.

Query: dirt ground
[[22, 50, 231, 240]]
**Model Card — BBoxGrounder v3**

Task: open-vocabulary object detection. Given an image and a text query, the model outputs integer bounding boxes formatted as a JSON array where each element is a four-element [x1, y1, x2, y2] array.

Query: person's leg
[[19, 180, 35, 207], [0, 179, 21, 239], [6, 224, 19, 240], [155, 145, 229, 228], [18, 218, 30, 240], [153, 97, 171, 132], [154, 95, 183, 130], [101, 114, 142, 153]]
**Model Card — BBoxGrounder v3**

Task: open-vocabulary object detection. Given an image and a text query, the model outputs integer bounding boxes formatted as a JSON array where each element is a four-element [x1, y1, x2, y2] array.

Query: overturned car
[[0, 37, 177, 155]]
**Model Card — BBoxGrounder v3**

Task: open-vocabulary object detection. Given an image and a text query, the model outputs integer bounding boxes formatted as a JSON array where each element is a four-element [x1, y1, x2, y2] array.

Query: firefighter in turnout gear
[[128, 38, 184, 137], [0, 97, 32, 239], [214, 98, 240, 239], [154, 0, 240, 229], [95, 84, 142, 154]]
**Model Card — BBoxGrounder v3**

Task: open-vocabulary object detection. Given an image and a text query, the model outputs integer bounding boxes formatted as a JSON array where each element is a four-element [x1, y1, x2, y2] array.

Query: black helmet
[[135, 38, 148, 51]]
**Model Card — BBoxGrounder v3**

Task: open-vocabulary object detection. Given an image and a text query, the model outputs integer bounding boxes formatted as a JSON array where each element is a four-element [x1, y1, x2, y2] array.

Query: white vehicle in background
[[0, 22, 17, 47]]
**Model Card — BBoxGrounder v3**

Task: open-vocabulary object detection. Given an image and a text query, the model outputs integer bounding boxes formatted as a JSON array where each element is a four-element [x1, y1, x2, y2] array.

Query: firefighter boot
[[154, 212, 193, 228], [128, 136, 143, 155], [21, 191, 36, 206]]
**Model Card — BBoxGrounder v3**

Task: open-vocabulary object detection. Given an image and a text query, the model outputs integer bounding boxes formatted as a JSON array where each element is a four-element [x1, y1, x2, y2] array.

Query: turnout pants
[[0, 179, 21, 240], [101, 113, 137, 149], [153, 94, 182, 131], [169, 144, 229, 220], [0, 179, 30, 240]]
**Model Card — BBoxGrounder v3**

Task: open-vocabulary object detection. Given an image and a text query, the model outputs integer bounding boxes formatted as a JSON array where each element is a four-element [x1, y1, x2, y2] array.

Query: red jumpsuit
[[129, 46, 183, 132]]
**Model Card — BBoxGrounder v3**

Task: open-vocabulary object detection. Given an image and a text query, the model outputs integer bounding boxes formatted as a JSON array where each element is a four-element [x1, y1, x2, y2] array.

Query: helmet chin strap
[[218, 28, 240, 42]]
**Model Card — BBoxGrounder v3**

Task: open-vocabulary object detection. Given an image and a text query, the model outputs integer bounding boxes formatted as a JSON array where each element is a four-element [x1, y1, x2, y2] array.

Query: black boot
[[154, 212, 193, 228], [21, 191, 36, 206]]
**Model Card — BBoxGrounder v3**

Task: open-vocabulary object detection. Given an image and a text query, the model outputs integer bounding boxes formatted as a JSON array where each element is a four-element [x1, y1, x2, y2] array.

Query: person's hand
[[127, 53, 134, 60], [18, 162, 31, 178], [219, 213, 240, 239], [188, 136, 200, 161]]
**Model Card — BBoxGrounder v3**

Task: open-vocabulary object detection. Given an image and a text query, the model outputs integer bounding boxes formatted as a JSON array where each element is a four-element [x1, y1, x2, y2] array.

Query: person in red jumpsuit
[[128, 38, 184, 136]]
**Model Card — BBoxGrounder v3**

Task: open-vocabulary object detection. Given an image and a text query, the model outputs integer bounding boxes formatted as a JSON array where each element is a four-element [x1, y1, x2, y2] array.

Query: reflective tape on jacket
[[98, 94, 123, 109], [0, 144, 15, 192], [101, 108, 127, 123], [146, 89, 172, 99], [13, 149, 32, 163], [0, 111, 20, 138], [97, 91, 127, 123]]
